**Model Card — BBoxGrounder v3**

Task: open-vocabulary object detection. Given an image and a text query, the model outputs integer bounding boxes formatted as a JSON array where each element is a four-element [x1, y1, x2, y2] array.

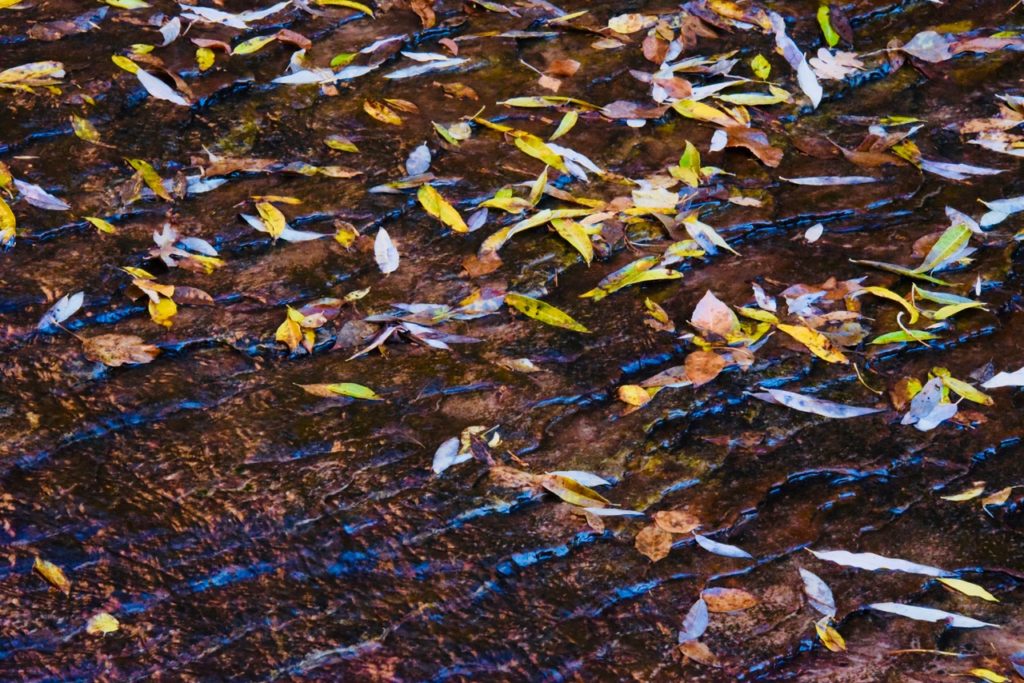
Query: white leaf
[[751, 282, 777, 312], [804, 223, 824, 243], [159, 17, 181, 45], [136, 68, 189, 106], [400, 51, 452, 62], [783, 176, 876, 186], [14, 179, 70, 211], [709, 129, 728, 152], [901, 31, 953, 63], [279, 226, 329, 242], [799, 568, 836, 617], [547, 471, 611, 487], [678, 598, 709, 642], [753, 388, 882, 419], [582, 507, 644, 517], [432, 437, 470, 474], [179, 236, 218, 256], [869, 602, 996, 629], [919, 158, 1002, 181], [37, 291, 84, 330], [769, 12, 821, 108], [982, 367, 1024, 388], [901, 377, 956, 431], [808, 549, 949, 577], [693, 532, 753, 559], [384, 58, 468, 80], [374, 227, 399, 274], [980, 195, 1024, 227], [405, 143, 431, 176]]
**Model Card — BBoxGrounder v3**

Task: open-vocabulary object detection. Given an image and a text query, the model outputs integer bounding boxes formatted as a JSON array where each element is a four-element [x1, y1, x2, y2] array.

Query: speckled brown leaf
[[654, 510, 700, 534], [635, 524, 673, 562], [701, 587, 758, 612]]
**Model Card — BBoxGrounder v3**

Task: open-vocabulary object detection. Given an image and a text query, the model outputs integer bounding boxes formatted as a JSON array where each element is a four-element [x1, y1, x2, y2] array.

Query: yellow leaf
[[86, 612, 121, 635], [672, 99, 739, 127], [618, 384, 652, 406], [122, 266, 154, 280], [981, 486, 1015, 508], [196, 47, 215, 71], [275, 316, 302, 352], [33, 557, 70, 595], [85, 216, 117, 234], [777, 323, 848, 364], [299, 383, 382, 400], [968, 669, 1009, 683], [505, 292, 590, 333], [105, 0, 150, 7], [550, 111, 578, 141], [941, 484, 985, 502], [540, 473, 610, 507], [417, 184, 468, 232], [71, 115, 101, 143], [335, 222, 358, 247], [815, 618, 846, 652], [232, 35, 277, 55], [317, 0, 376, 16], [148, 297, 177, 328], [111, 55, 139, 74], [938, 578, 998, 602], [256, 202, 286, 239], [750, 53, 771, 79], [513, 133, 567, 171], [551, 217, 593, 265], [325, 134, 359, 152], [363, 99, 403, 125], [0, 196, 14, 234], [126, 158, 172, 201], [855, 286, 919, 324]]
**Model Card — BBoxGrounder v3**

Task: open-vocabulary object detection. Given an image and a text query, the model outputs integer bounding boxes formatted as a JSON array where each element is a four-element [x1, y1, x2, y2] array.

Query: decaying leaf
[[654, 510, 700, 534], [701, 586, 758, 612], [82, 334, 161, 367], [33, 557, 71, 595], [635, 524, 673, 562], [505, 293, 590, 333], [86, 612, 120, 635]]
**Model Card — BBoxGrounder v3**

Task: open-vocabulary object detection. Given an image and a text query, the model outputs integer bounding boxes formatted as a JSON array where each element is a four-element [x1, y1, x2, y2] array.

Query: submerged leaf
[[505, 293, 589, 333]]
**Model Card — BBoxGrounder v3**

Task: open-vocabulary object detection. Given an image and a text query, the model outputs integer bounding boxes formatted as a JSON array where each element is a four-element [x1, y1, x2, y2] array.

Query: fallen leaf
[[635, 524, 673, 562], [701, 587, 758, 612], [82, 334, 160, 367]]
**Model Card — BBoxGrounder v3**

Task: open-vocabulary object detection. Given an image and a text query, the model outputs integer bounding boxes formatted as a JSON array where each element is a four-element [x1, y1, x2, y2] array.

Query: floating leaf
[[86, 612, 120, 635], [777, 324, 848, 364], [800, 568, 836, 617], [679, 598, 709, 642], [635, 524, 673, 562], [363, 99, 403, 125], [83, 334, 160, 367], [694, 532, 753, 559], [981, 366, 1024, 389], [868, 602, 996, 629], [127, 158, 172, 201], [808, 549, 948, 577], [505, 293, 590, 333], [33, 557, 71, 595], [815, 617, 846, 652], [753, 388, 882, 418], [84, 216, 116, 234], [37, 291, 84, 330], [418, 184, 468, 233], [701, 587, 758, 612], [299, 383, 382, 400], [938, 578, 998, 602], [654, 510, 700, 534], [941, 484, 986, 501], [374, 227, 399, 274], [541, 473, 610, 508]]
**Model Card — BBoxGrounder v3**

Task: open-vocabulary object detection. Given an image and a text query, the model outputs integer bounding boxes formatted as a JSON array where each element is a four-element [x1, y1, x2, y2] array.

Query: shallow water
[[1, 0, 1023, 680]]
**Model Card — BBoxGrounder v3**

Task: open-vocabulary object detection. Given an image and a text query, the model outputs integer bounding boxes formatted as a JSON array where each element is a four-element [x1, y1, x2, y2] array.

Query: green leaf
[[126, 158, 172, 201], [232, 35, 277, 55], [549, 111, 578, 141], [299, 382, 383, 400], [817, 6, 840, 48], [505, 292, 590, 333], [869, 329, 939, 345], [850, 259, 952, 286], [914, 221, 971, 273]]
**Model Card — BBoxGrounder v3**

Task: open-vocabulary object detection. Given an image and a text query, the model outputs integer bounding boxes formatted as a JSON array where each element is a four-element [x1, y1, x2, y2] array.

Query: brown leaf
[[601, 100, 670, 120], [546, 58, 580, 78], [462, 252, 502, 277], [635, 524, 673, 562], [701, 586, 758, 612], [654, 510, 700, 534], [435, 82, 479, 100], [410, 0, 436, 28], [82, 334, 161, 367], [828, 5, 854, 44], [678, 640, 721, 667], [439, 38, 458, 55], [172, 286, 215, 306], [652, 75, 692, 100], [275, 29, 312, 50], [684, 351, 726, 387], [642, 34, 669, 64], [538, 75, 562, 92], [725, 126, 783, 167]]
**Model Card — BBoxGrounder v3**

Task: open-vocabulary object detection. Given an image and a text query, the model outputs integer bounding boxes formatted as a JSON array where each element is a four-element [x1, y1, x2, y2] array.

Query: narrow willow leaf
[[513, 133, 567, 171], [136, 68, 189, 106], [693, 532, 752, 559], [551, 217, 593, 265], [300, 382, 382, 400], [937, 578, 999, 602], [549, 111, 578, 141], [851, 261, 952, 286], [817, 5, 840, 47], [232, 35, 277, 55], [800, 568, 836, 617], [868, 602, 995, 629], [418, 184, 468, 232], [870, 329, 939, 345], [540, 473, 609, 507], [941, 484, 985, 501], [855, 286, 919, 324], [808, 549, 949, 576], [915, 221, 971, 273], [85, 216, 117, 234], [777, 324, 848, 364], [753, 388, 882, 418], [505, 293, 590, 333], [127, 158, 172, 201], [33, 557, 71, 594], [317, 0, 376, 15]]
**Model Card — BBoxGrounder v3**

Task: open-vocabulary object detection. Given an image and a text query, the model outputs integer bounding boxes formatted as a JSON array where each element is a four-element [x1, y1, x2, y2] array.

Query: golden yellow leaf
[[941, 483, 985, 502], [317, 0, 376, 16], [550, 217, 593, 265], [968, 669, 1009, 683], [256, 202, 286, 239], [232, 35, 276, 55], [505, 292, 590, 333], [418, 184, 468, 232], [363, 100, 403, 126], [777, 323, 848, 364], [815, 618, 846, 652], [540, 473, 610, 507], [126, 158, 172, 201], [512, 133, 567, 171], [196, 47, 215, 71], [33, 557, 70, 595], [937, 578, 998, 602], [617, 384, 652, 406], [86, 612, 120, 635], [148, 296, 177, 328], [84, 216, 116, 234]]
